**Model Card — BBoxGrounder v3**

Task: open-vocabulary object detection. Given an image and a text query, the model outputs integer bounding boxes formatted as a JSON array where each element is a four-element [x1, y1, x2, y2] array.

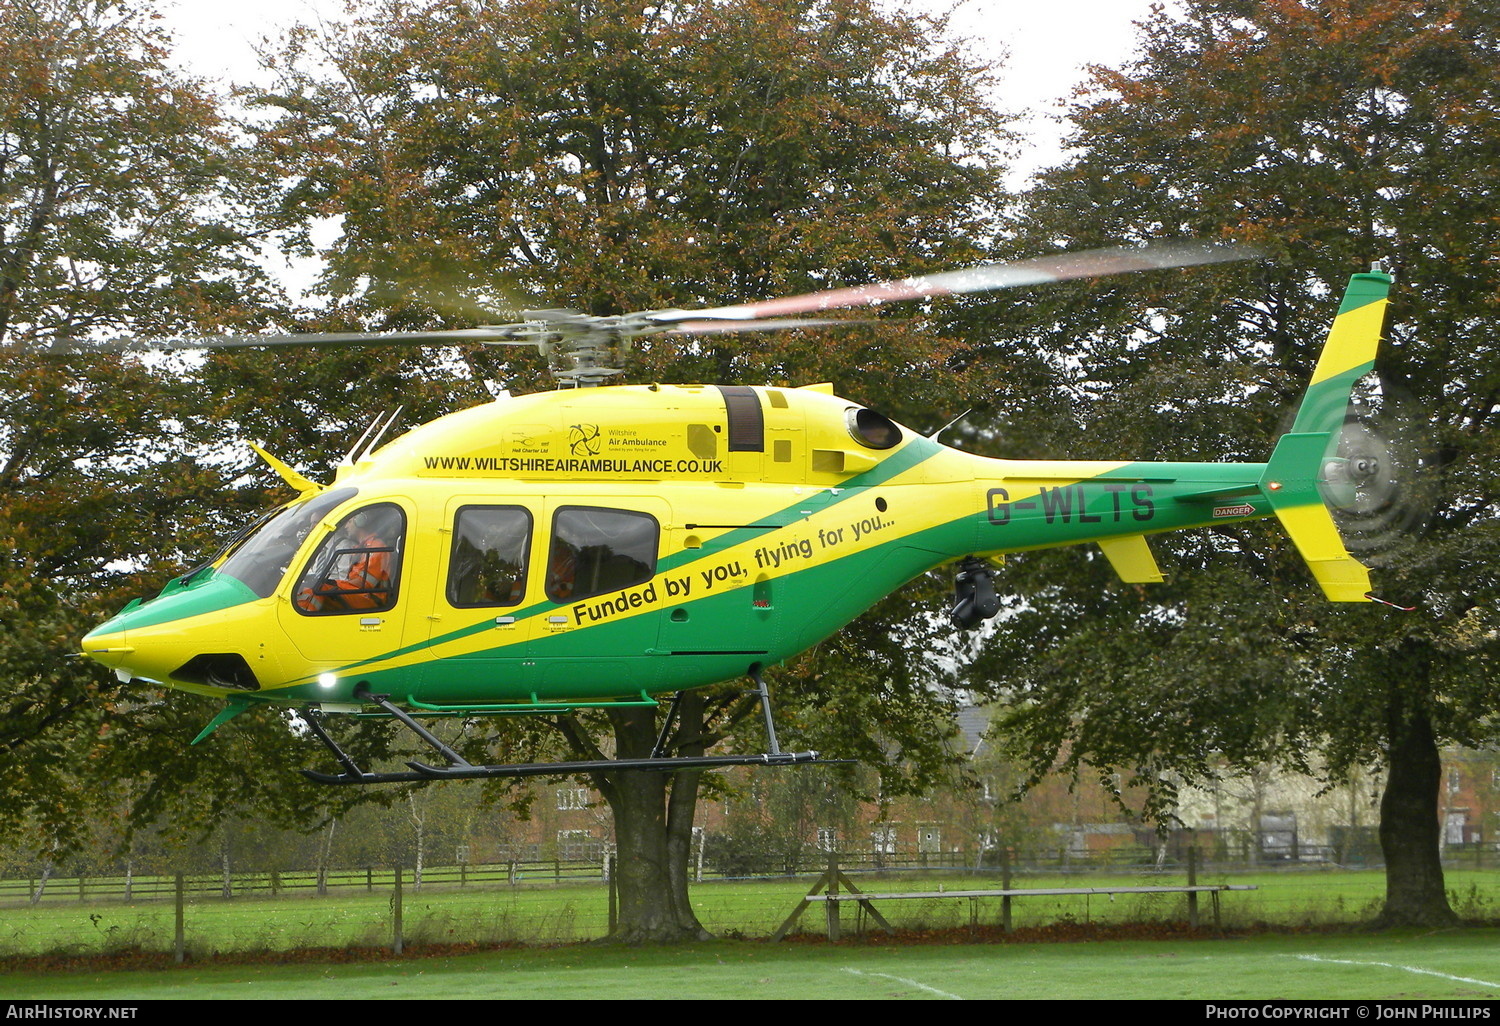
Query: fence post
[[1186, 845, 1199, 929], [825, 853, 841, 942], [607, 853, 618, 936], [392, 865, 404, 956], [1001, 847, 1013, 934], [174, 874, 185, 964]]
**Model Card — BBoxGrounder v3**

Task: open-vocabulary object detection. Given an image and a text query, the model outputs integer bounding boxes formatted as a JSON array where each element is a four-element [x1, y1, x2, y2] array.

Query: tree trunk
[[317, 819, 337, 896], [665, 692, 708, 929], [30, 861, 52, 906], [408, 794, 425, 893], [595, 705, 710, 943], [1375, 682, 1458, 927]]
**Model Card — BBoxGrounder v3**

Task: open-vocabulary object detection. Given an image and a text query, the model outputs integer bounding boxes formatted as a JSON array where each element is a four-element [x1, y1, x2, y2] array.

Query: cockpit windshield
[[217, 488, 358, 598]]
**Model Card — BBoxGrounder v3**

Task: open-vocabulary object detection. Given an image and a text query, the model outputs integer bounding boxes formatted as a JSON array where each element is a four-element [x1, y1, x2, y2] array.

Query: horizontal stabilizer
[[1098, 534, 1166, 584]]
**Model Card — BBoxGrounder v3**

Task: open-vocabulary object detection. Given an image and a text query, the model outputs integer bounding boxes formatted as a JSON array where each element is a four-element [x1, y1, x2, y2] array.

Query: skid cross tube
[[652, 692, 684, 759], [751, 667, 782, 756], [301, 676, 842, 785], [360, 687, 474, 768], [301, 687, 478, 785], [300, 705, 444, 785], [301, 708, 365, 780]]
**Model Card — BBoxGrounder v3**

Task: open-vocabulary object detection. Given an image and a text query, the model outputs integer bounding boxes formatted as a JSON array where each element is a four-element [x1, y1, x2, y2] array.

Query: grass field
[[2, 866, 1496, 1003], [2, 867, 1495, 959], [3, 928, 1498, 1000]]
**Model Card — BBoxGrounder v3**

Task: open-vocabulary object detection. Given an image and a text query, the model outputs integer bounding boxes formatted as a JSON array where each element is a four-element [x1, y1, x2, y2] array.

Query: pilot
[[299, 510, 396, 612]]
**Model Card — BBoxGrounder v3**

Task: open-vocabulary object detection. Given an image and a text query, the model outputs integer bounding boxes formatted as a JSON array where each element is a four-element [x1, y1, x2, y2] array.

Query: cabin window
[[218, 487, 359, 598], [447, 506, 532, 607], [293, 503, 406, 615], [846, 407, 902, 450], [546, 507, 658, 603]]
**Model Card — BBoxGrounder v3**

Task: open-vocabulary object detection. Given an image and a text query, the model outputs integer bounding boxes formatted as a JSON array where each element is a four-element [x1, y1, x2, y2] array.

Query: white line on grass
[[1295, 954, 1500, 990], [841, 967, 963, 1000]]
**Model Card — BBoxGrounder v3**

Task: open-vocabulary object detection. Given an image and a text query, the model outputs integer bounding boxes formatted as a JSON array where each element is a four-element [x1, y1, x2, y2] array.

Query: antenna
[[341, 414, 384, 467], [364, 406, 404, 456], [929, 409, 972, 443]]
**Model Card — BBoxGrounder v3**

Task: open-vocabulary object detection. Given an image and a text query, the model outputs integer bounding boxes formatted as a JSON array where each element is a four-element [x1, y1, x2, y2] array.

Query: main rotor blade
[[48, 325, 540, 354], [662, 240, 1261, 323], [665, 316, 877, 335], [42, 239, 1259, 358]]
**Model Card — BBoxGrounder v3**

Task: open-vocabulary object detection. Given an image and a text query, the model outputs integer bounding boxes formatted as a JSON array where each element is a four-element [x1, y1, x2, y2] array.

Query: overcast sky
[[162, 0, 1175, 182]]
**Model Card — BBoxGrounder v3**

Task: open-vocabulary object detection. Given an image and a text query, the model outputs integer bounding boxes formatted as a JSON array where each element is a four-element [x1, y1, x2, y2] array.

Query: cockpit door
[[277, 500, 412, 666]]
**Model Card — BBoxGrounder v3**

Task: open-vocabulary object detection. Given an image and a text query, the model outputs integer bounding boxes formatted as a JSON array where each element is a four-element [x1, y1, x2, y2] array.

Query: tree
[[0, 0, 322, 852], [251, 0, 1012, 940], [0, 1, 432, 863], [975, 0, 1500, 926]]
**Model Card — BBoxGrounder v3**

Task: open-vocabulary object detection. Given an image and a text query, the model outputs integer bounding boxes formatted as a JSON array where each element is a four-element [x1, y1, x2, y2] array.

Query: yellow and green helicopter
[[79, 244, 1395, 784]]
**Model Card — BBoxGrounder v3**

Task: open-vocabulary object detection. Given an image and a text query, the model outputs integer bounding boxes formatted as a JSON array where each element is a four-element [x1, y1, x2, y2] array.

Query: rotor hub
[[1349, 455, 1380, 482]]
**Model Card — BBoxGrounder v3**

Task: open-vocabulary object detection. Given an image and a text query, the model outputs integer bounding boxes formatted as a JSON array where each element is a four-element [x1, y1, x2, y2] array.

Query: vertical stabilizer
[[1260, 269, 1391, 601]]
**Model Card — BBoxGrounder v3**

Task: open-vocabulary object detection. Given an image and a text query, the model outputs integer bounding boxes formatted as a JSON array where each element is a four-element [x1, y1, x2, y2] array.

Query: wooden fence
[[4, 841, 1495, 907], [0, 859, 609, 906]]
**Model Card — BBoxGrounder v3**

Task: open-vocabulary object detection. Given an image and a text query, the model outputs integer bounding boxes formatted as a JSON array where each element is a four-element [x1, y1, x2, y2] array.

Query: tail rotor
[[1318, 392, 1434, 564]]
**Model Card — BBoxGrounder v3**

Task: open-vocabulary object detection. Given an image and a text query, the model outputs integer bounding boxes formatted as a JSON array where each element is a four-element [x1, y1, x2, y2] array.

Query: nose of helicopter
[[81, 622, 137, 682], [81, 615, 180, 686], [80, 573, 266, 689]]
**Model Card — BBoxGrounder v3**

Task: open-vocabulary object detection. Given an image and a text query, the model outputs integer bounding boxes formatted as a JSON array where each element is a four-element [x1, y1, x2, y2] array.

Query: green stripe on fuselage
[[89, 573, 260, 634], [285, 452, 1278, 703], [655, 433, 949, 575], [281, 435, 952, 689]]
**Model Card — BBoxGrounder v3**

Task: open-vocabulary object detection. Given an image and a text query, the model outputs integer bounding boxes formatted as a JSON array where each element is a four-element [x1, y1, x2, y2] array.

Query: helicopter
[[77, 243, 1395, 785]]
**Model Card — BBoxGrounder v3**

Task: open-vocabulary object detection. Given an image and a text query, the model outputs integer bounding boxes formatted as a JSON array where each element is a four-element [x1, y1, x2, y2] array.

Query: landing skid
[[301, 675, 837, 786], [303, 750, 827, 786]]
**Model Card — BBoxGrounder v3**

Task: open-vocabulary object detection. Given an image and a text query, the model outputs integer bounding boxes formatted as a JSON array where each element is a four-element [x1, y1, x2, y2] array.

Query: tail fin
[[1260, 268, 1392, 601]]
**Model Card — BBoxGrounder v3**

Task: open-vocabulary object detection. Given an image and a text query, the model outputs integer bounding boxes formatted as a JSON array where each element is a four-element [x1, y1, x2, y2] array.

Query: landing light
[[318, 672, 338, 690]]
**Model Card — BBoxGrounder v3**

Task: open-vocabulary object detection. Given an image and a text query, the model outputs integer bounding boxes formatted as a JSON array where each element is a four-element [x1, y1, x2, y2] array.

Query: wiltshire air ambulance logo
[[569, 423, 602, 456]]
